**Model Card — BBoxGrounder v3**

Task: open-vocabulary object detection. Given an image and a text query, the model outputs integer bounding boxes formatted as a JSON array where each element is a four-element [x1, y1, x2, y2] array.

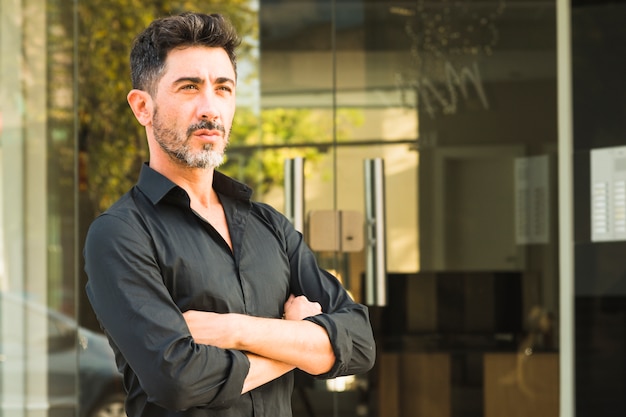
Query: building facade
[[0, 0, 625, 416]]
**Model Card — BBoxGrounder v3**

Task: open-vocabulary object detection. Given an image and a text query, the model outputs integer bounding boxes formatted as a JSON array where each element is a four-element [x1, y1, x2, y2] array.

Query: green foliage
[[221, 107, 364, 197]]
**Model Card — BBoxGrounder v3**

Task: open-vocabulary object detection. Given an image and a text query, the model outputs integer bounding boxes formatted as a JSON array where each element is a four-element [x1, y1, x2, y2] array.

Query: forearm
[[242, 353, 295, 394], [235, 315, 335, 375], [184, 310, 336, 375]]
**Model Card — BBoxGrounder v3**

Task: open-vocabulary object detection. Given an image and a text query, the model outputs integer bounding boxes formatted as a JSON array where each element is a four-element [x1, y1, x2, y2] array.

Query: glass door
[[257, 1, 560, 416]]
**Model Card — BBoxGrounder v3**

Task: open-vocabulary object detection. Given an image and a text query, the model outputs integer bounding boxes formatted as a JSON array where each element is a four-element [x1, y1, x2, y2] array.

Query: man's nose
[[197, 90, 219, 120]]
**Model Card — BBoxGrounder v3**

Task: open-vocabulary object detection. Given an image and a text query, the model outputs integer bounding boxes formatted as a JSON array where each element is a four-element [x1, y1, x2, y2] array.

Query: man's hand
[[283, 294, 322, 321]]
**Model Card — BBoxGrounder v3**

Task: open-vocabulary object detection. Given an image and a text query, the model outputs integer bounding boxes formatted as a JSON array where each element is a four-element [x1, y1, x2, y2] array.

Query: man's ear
[[127, 89, 153, 126]]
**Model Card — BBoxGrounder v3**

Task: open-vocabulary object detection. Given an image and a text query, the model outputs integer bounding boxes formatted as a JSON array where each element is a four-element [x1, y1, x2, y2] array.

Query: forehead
[[161, 46, 235, 81]]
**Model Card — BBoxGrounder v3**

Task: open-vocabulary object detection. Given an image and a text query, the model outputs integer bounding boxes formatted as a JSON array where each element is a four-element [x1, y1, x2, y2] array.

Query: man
[[84, 12, 375, 417]]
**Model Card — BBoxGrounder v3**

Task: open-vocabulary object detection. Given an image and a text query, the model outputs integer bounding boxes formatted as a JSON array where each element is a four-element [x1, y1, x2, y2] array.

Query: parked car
[[0, 292, 125, 417]]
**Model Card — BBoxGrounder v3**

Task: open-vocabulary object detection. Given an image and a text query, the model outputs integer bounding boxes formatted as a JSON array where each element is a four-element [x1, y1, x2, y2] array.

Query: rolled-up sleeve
[[305, 302, 375, 378], [277, 213, 376, 378], [84, 213, 249, 411]]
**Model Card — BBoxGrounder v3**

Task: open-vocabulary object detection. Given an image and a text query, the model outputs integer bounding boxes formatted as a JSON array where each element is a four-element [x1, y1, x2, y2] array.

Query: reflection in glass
[[260, 1, 558, 416]]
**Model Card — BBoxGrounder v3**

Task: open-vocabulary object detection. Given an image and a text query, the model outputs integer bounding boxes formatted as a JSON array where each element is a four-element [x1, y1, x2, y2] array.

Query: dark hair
[[130, 12, 241, 94]]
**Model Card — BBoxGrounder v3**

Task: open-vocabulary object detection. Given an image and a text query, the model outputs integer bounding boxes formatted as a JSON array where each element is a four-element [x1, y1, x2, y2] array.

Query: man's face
[[151, 46, 236, 169]]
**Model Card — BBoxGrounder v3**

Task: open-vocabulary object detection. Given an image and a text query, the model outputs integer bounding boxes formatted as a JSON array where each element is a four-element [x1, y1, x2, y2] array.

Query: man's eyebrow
[[172, 76, 203, 85], [172, 76, 235, 86], [215, 77, 236, 86]]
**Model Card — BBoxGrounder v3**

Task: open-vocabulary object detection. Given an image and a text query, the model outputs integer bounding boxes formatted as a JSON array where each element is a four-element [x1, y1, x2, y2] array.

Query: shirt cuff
[[303, 315, 352, 379], [210, 349, 250, 409]]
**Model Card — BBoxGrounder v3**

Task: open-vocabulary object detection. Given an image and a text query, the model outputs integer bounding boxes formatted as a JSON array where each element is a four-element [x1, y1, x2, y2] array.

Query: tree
[[223, 107, 363, 197]]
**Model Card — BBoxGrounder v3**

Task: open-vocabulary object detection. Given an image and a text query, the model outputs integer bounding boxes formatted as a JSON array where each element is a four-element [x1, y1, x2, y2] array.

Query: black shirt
[[84, 164, 375, 417]]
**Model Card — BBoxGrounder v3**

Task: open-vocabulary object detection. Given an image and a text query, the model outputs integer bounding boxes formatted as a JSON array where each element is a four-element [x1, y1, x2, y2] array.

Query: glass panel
[[251, 0, 336, 215], [257, 2, 345, 414], [259, 0, 559, 416], [571, 1, 626, 414], [1, 0, 81, 415], [48, 2, 81, 415], [369, 1, 559, 416], [1, 0, 34, 410]]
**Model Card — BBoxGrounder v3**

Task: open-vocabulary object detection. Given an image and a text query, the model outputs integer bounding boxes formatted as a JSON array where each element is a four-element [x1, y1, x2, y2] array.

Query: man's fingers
[[283, 295, 322, 320]]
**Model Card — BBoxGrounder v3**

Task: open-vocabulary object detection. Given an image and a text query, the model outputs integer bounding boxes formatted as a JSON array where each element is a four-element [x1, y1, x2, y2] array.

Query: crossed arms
[[183, 294, 335, 393], [85, 206, 376, 410]]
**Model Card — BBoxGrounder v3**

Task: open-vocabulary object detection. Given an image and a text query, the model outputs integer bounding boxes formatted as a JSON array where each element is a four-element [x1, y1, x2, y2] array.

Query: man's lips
[[193, 129, 223, 140]]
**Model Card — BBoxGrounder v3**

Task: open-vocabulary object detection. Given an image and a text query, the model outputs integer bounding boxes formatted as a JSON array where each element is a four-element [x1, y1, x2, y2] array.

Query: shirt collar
[[137, 163, 253, 205]]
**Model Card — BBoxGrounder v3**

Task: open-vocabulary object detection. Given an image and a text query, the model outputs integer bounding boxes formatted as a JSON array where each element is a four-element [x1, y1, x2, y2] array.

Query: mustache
[[187, 120, 226, 136]]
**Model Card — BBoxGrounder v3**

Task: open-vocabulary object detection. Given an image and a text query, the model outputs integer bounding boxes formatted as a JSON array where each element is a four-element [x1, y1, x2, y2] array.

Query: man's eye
[[182, 84, 198, 90], [217, 86, 232, 93]]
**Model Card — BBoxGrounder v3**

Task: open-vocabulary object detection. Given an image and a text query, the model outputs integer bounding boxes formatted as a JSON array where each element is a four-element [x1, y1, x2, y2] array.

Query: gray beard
[[155, 133, 226, 169], [173, 143, 225, 169], [152, 112, 228, 169]]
